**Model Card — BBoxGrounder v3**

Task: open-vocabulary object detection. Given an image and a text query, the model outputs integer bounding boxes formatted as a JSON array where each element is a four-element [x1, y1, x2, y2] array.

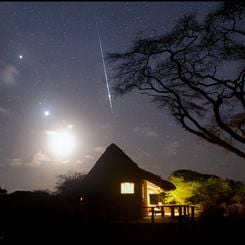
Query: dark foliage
[[0, 186, 7, 194], [55, 171, 86, 198], [171, 169, 219, 182]]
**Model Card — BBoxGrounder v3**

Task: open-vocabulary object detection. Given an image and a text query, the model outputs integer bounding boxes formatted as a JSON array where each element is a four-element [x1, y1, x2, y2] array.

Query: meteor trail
[[96, 20, 113, 114]]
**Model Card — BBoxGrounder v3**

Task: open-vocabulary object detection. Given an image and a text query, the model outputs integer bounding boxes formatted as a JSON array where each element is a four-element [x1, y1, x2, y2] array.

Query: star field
[[0, 2, 244, 192]]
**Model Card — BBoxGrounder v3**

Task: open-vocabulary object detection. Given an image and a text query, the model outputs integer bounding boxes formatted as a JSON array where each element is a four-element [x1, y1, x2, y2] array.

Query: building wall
[[82, 177, 143, 220]]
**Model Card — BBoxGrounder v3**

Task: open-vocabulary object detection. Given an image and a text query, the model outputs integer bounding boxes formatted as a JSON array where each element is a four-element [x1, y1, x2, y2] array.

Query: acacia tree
[[56, 171, 86, 197], [108, 2, 245, 158], [165, 169, 245, 206]]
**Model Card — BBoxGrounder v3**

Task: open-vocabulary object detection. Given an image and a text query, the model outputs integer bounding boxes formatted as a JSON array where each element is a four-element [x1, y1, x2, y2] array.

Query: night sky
[[0, 2, 244, 192]]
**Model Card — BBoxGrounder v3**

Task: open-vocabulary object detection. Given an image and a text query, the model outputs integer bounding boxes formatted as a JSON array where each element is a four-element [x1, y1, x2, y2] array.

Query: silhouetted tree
[[0, 186, 7, 194], [55, 171, 86, 198], [108, 2, 245, 158]]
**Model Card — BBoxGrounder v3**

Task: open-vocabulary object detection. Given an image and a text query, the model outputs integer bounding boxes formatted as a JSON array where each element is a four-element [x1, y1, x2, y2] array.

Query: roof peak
[[87, 143, 138, 173], [81, 143, 176, 193], [106, 143, 122, 150]]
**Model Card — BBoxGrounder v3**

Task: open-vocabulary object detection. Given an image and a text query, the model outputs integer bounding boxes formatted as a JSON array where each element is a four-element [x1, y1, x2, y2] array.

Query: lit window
[[121, 182, 134, 194]]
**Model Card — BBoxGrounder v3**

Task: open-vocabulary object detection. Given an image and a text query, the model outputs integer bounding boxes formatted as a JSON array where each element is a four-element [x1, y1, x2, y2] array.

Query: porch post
[[178, 206, 182, 217], [191, 206, 195, 222], [171, 206, 175, 217], [151, 207, 155, 223], [183, 205, 187, 217], [161, 206, 164, 218]]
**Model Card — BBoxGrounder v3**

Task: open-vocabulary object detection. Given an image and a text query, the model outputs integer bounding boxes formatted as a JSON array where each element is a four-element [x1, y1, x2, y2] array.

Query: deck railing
[[143, 204, 196, 223]]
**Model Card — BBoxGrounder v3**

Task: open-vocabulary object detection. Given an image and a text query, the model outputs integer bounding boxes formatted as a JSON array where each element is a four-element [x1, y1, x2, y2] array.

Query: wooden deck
[[142, 204, 196, 223], [110, 205, 197, 224]]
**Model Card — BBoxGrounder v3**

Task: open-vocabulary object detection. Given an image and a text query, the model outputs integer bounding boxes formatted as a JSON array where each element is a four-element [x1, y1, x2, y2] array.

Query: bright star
[[19, 55, 23, 59], [44, 111, 50, 116]]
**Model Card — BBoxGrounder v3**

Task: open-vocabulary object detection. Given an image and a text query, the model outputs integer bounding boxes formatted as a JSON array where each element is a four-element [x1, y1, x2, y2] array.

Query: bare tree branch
[[108, 2, 245, 159]]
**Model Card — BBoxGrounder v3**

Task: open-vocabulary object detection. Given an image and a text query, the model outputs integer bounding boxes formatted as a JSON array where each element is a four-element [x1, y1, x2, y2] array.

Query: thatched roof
[[81, 143, 175, 194]]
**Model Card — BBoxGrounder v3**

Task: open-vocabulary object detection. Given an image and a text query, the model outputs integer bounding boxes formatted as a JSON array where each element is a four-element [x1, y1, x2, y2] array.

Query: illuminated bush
[[165, 169, 245, 218]]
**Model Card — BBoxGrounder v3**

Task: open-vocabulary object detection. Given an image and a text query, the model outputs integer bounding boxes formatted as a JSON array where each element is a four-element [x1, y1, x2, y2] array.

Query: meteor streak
[[96, 20, 113, 114]]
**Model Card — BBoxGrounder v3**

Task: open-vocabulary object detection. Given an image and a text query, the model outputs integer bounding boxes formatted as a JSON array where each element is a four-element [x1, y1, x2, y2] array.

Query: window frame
[[120, 182, 135, 194]]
